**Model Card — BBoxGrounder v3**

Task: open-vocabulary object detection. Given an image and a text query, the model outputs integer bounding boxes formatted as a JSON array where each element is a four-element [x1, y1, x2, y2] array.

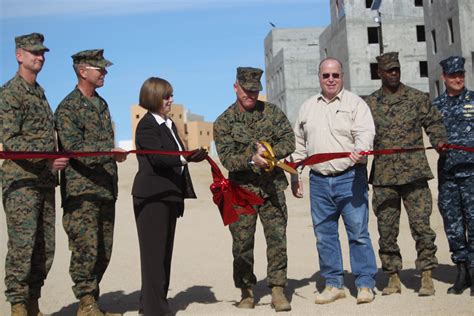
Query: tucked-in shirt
[[55, 87, 117, 200], [432, 88, 474, 178], [151, 112, 187, 167], [291, 89, 375, 176], [365, 83, 447, 185]]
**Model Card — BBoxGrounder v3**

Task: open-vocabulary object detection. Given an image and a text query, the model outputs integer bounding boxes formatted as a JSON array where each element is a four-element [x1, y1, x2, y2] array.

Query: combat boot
[[271, 286, 291, 312], [382, 273, 401, 295], [26, 298, 43, 316], [447, 262, 471, 294], [237, 288, 254, 309], [11, 302, 27, 316], [77, 295, 104, 316], [419, 270, 435, 296]]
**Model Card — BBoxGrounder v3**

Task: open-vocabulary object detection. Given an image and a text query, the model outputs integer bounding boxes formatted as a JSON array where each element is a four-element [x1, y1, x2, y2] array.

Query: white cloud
[[1, 0, 322, 19]]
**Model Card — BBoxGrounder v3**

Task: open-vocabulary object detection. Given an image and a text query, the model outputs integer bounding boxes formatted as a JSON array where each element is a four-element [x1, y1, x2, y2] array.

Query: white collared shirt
[[151, 112, 187, 167]]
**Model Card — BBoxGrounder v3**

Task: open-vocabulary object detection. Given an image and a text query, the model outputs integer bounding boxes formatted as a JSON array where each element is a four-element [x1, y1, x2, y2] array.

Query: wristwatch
[[248, 156, 255, 166]]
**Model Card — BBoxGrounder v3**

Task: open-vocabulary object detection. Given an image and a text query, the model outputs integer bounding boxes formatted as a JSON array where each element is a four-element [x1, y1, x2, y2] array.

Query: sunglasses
[[321, 73, 341, 79], [84, 66, 106, 72]]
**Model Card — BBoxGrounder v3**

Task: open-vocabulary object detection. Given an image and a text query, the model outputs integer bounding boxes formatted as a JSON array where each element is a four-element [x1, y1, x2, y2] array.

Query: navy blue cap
[[440, 56, 465, 74]]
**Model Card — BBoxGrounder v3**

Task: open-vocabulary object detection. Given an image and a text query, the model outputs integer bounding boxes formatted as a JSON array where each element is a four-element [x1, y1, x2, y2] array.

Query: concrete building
[[131, 104, 213, 151], [131, 104, 187, 148], [423, 0, 474, 98], [264, 28, 324, 125], [186, 121, 213, 151], [319, 0, 429, 96]]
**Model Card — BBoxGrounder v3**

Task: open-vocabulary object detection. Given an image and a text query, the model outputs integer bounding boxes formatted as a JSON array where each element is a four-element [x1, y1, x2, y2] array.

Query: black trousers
[[133, 197, 178, 316]]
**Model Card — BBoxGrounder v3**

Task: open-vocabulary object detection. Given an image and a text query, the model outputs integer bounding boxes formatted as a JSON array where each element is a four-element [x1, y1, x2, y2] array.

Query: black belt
[[310, 165, 364, 177]]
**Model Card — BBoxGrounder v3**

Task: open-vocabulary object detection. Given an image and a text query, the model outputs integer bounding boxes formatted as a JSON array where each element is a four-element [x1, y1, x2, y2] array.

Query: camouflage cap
[[15, 33, 49, 52], [237, 67, 263, 91], [440, 56, 465, 74], [71, 49, 113, 68], [376, 52, 400, 70]]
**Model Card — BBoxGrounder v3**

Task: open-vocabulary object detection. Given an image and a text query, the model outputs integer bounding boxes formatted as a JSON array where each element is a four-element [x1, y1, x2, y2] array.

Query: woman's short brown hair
[[139, 77, 173, 112]]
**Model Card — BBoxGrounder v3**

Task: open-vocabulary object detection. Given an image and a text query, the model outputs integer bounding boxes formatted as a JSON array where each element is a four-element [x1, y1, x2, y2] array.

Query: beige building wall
[[131, 104, 213, 151], [131, 104, 187, 149], [186, 121, 213, 151]]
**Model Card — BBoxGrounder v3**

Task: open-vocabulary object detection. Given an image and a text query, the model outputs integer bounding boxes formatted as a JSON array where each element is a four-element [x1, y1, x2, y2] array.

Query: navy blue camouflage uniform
[[433, 56, 474, 267]]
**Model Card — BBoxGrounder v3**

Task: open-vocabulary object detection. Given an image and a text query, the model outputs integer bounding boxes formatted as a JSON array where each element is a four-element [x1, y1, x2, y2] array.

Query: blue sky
[[1, 0, 330, 142]]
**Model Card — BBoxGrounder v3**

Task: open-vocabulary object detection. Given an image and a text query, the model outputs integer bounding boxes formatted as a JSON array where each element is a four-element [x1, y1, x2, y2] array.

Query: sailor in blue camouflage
[[55, 49, 126, 310], [214, 67, 295, 296], [1, 33, 68, 312], [433, 56, 474, 271]]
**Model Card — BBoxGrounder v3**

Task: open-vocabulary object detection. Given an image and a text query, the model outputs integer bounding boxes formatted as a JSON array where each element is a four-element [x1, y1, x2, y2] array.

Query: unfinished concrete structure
[[423, 0, 474, 98], [319, 0, 429, 96], [264, 28, 324, 125]]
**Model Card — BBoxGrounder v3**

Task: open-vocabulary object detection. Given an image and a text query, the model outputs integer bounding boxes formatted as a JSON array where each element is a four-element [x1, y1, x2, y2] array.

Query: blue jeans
[[309, 166, 377, 289]]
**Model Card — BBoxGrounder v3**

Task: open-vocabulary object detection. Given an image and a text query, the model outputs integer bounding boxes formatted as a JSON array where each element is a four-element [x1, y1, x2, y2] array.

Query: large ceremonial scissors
[[259, 141, 298, 175]]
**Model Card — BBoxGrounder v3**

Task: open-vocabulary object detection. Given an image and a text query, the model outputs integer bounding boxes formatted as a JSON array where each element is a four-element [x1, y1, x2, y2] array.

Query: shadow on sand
[[51, 264, 457, 314], [51, 285, 220, 315]]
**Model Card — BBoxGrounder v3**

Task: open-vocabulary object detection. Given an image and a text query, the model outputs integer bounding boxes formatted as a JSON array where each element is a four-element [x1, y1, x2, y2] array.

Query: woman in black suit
[[132, 77, 207, 315]]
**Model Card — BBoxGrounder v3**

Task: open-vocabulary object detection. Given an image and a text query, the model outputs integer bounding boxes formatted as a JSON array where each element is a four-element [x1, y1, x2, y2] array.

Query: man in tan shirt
[[291, 57, 377, 305]]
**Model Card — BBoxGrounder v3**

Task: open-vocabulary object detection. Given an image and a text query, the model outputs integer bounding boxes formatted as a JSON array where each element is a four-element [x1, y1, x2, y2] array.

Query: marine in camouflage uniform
[[432, 56, 474, 295], [55, 49, 125, 314], [1, 33, 69, 314], [365, 52, 447, 296], [214, 67, 294, 311]]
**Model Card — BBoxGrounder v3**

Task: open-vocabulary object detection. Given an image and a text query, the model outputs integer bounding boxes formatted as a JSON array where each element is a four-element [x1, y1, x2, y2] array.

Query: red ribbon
[[286, 144, 473, 170], [0, 149, 262, 226], [2, 144, 471, 224]]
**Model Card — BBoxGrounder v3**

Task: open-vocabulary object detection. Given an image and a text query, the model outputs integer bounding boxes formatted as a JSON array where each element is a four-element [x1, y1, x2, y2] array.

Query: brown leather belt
[[310, 164, 365, 177]]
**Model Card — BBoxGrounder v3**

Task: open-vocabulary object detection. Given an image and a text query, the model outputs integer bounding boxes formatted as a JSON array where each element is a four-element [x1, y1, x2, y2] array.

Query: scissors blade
[[276, 161, 298, 175]]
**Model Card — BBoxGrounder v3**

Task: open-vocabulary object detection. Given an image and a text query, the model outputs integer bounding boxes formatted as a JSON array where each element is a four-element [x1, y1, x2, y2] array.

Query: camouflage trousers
[[373, 181, 438, 273], [63, 197, 115, 299], [3, 186, 55, 304], [438, 175, 474, 267], [229, 190, 288, 288]]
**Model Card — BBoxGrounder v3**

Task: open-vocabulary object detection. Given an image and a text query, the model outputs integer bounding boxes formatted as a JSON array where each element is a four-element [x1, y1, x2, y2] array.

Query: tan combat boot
[[237, 288, 255, 309], [382, 273, 401, 295], [11, 302, 28, 316], [77, 295, 104, 316], [419, 270, 435, 296], [271, 286, 291, 312], [314, 286, 346, 304], [26, 298, 43, 316]]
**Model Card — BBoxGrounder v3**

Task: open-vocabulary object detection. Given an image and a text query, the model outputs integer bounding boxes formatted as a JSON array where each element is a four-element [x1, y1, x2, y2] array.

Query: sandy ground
[[1, 150, 473, 315]]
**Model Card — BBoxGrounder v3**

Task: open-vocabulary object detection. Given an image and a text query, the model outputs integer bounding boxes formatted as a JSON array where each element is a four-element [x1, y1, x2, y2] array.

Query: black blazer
[[132, 112, 196, 204]]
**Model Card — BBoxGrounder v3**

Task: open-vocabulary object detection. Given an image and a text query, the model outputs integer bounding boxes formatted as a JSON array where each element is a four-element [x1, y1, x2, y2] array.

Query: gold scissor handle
[[259, 141, 298, 174]]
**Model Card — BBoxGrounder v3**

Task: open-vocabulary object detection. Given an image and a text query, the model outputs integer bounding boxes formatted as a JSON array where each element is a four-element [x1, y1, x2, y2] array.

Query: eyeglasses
[[321, 73, 341, 79]]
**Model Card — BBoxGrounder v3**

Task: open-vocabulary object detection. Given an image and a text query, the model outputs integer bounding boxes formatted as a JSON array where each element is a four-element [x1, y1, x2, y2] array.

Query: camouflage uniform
[[433, 56, 474, 267], [214, 68, 295, 288], [54, 49, 118, 299], [0, 33, 57, 304], [365, 52, 447, 273]]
